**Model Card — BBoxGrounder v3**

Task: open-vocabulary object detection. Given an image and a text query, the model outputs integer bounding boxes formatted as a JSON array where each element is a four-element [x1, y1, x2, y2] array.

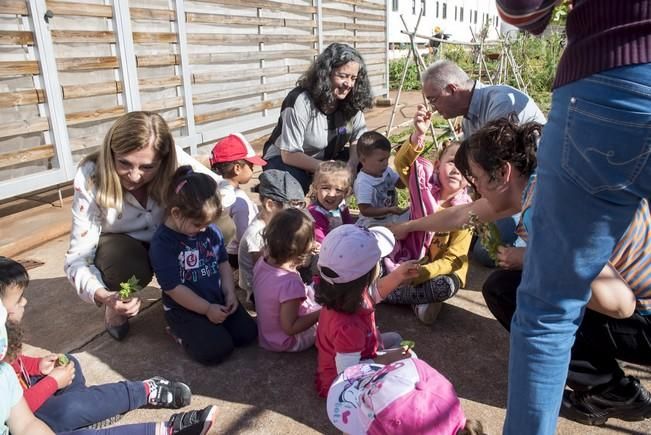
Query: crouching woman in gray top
[[263, 43, 374, 193]]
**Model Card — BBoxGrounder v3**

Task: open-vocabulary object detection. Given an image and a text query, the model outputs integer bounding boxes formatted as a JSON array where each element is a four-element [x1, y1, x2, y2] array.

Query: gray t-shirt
[[264, 90, 367, 160], [238, 217, 266, 292]]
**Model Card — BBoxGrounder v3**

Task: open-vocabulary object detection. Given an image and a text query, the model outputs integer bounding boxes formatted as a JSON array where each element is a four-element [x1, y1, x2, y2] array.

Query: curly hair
[[4, 321, 23, 363], [455, 116, 541, 185], [298, 43, 374, 120]]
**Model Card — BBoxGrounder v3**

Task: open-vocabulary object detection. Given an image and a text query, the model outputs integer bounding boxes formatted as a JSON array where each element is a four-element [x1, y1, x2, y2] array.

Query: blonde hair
[[83, 112, 177, 212], [308, 160, 353, 202]]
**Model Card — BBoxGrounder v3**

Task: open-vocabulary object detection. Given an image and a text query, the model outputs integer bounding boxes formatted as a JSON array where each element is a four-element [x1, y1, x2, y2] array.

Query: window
[[442, 2, 447, 19], [436, 1, 439, 18], [459, 7, 464, 22], [412, 0, 416, 14], [454, 5, 457, 21], [392, 0, 398, 12], [421, 0, 426, 16]]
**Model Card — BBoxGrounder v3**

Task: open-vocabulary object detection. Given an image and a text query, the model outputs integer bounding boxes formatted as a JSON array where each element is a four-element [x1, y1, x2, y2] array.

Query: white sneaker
[[413, 302, 443, 325]]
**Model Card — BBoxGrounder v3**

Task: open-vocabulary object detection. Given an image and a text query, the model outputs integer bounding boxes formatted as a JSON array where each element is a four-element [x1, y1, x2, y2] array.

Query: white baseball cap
[[317, 225, 395, 284]]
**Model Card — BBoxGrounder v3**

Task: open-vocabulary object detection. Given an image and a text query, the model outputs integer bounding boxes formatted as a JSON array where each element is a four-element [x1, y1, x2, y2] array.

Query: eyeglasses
[[425, 92, 443, 108]]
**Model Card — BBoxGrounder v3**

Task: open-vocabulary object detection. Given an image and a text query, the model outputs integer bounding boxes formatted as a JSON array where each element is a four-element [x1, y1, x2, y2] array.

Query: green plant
[[57, 354, 69, 366], [463, 212, 502, 262], [118, 275, 142, 300]]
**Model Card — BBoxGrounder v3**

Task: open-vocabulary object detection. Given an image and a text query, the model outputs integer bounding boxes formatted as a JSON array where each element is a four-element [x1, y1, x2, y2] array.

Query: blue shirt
[[462, 81, 547, 139], [150, 224, 228, 310]]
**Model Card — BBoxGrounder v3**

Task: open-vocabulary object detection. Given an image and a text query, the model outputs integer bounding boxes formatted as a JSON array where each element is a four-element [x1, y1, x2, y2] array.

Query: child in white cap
[[314, 225, 419, 397], [327, 359, 486, 435]]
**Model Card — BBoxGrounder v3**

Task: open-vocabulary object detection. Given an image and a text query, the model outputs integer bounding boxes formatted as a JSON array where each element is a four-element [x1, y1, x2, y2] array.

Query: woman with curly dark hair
[[263, 43, 374, 193]]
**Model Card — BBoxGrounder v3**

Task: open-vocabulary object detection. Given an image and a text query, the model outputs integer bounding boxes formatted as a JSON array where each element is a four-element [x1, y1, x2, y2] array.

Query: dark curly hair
[[455, 116, 541, 186], [298, 43, 374, 120], [0, 256, 29, 297]]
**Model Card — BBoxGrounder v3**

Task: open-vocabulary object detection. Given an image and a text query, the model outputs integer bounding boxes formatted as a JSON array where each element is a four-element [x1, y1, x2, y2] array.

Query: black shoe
[[145, 377, 192, 409], [167, 405, 217, 435], [560, 377, 651, 425]]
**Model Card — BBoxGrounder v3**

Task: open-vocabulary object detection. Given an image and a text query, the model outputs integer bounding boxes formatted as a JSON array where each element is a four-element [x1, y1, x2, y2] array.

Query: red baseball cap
[[209, 133, 267, 167]]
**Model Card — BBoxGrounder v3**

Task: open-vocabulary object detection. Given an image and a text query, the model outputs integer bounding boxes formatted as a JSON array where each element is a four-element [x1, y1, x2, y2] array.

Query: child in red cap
[[210, 133, 267, 269]]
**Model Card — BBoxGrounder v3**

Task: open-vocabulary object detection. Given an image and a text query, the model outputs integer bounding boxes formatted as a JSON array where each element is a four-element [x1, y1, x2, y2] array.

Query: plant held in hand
[[56, 354, 69, 366], [464, 212, 502, 262], [118, 275, 142, 301]]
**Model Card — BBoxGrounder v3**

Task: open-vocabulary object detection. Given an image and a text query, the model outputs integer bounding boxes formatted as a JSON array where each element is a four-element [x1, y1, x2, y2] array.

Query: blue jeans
[[505, 63, 651, 434], [59, 423, 156, 435], [35, 356, 147, 432]]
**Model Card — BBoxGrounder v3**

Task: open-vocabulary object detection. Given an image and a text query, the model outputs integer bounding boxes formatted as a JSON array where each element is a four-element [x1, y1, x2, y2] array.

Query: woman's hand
[[387, 222, 411, 240], [105, 292, 142, 317], [48, 362, 75, 390], [413, 104, 432, 136], [496, 246, 525, 270], [38, 354, 58, 375], [206, 304, 229, 324]]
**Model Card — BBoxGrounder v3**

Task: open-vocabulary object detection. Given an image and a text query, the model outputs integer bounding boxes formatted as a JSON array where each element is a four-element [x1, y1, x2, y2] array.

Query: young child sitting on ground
[[0, 257, 192, 432], [150, 166, 257, 365], [252, 209, 321, 352], [386, 108, 473, 325], [0, 297, 217, 435], [353, 131, 408, 228], [314, 225, 420, 397], [327, 359, 486, 435], [238, 170, 306, 303], [308, 160, 354, 243], [210, 133, 267, 269]]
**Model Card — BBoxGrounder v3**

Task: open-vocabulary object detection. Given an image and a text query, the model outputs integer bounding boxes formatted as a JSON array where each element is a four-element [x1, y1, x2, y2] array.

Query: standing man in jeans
[[496, 1, 651, 433]]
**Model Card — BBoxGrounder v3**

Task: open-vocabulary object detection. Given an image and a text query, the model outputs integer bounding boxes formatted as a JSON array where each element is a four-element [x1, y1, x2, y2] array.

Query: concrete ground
[[5, 92, 651, 434]]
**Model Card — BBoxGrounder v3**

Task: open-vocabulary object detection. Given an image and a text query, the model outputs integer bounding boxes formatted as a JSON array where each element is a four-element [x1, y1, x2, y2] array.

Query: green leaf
[[400, 340, 415, 350], [57, 354, 69, 366]]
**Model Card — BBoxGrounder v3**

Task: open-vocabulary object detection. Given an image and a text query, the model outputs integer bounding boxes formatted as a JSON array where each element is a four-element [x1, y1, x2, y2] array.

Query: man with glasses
[[421, 59, 546, 266]]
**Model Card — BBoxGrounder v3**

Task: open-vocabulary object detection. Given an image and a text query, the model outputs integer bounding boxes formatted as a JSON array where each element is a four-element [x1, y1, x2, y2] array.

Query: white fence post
[[112, 0, 141, 111]]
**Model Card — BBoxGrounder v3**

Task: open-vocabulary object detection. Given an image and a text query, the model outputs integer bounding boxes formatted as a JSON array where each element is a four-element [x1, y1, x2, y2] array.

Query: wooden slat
[[57, 56, 118, 71], [0, 61, 39, 77], [195, 98, 283, 125], [0, 89, 44, 107], [185, 13, 315, 29], [322, 21, 385, 31], [47, 1, 112, 17], [61, 81, 122, 99], [0, 31, 33, 45], [192, 65, 303, 84], [133, 32, 177, 43], [0, 145, 54, 169], [321, 7, 383, 20], [190, 49, 315, 64], [139, 76, 182, 90], [0, 118, 50, 140], [141, 96, 183, 111], [130, 7, 176, 21], [167, 117, 186, 129], [51, 30, 115, 43], [197, 0, 316, 14], [65, 106, 125, 126], [69, 135, 101, 152], [193, 81, 294, 105], [0, 1, 28, 15], [324, 35, 385, 43], [328, 0, 385, 10], [0, 144, 55, 169], [136, 54, 178, 67], [187, 33, 316, 44]]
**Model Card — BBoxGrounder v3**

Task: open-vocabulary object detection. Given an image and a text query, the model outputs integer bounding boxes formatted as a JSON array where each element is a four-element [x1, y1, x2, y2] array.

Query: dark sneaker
[[146, 377, 192, 409], [560, 377, 651, 425], [167, 405, 217, 435], [86, 414, 123, 429]]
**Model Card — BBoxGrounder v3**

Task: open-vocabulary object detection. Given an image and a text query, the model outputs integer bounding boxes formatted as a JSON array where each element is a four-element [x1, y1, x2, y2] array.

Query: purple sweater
[[497, 0, 651, 88]]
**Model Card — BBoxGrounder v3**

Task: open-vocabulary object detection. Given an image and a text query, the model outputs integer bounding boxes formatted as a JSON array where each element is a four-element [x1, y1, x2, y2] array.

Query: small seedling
[[56, 354, 69, 366], [400, 340, 415, 354], [464, 212, 502, 262], [118, 275, 142, 301]]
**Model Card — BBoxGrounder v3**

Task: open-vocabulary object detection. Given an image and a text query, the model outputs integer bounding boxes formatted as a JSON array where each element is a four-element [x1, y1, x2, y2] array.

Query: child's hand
[[413, 104, 432, 136], [311, 241, 321, 255], [48, 362, 75, 389], [206, 304, 229, 324], [392, 260, 421, 283], [39, 354, 58, 375], [374, 347, 412, 365], [389, 206, 409, 215], [224, 292, 239, 315]]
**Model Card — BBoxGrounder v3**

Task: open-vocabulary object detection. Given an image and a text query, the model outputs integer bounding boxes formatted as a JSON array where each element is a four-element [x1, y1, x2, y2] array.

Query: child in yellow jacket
[[385, 107, 473, 324]]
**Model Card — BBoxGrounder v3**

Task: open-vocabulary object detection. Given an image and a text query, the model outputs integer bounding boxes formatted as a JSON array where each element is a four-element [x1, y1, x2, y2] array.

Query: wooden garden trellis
[[0, 0, 389, 201]]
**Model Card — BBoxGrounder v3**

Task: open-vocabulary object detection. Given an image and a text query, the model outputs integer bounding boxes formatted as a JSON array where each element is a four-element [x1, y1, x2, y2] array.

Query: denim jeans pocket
[[561, 97, 651, 195]]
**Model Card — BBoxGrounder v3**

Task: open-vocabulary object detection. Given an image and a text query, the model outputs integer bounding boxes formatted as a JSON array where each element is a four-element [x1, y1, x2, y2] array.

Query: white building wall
[[388, 0, 506, 44]]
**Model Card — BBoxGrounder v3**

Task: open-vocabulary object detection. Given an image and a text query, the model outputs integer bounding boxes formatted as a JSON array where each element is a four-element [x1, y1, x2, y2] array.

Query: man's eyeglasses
[[426, 93, 443, 108]]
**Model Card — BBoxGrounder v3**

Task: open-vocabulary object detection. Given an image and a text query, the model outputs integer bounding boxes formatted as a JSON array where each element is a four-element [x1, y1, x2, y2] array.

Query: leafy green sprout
[[56, 354, 70, 366], [118, 275, 142, 301]]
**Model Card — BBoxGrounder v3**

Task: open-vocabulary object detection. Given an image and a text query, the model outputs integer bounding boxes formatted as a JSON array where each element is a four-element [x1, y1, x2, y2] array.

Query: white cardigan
[[64, 146, 232, 304]]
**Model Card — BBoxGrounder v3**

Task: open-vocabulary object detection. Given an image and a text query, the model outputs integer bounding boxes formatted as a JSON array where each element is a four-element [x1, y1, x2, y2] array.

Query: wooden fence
[[0, 0, 388, 200]]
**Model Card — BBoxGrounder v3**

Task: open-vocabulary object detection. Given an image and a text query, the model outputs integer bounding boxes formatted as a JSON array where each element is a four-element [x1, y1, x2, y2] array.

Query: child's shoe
[[413, 302, 443, 325], [167, 405, 217, 435], [145, 377, 192, 408]]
